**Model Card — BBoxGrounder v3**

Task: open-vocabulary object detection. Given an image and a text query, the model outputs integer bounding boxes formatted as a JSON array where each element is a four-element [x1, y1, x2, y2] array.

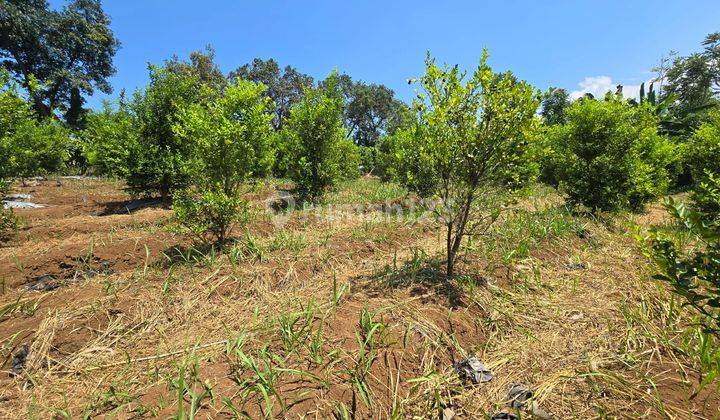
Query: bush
[[173, 190, 252, 245], [691, 171, 720, 222], [0, 180, 17, 243], [358, 145, 377, 175], [124, 65, 206, 199], [10, 120, 70, 180], [282, 72, 357, 201], [381, 126, 437, 197], [649, 197, 720, 334], [172, 79, 274, 244], [0, 71, 69, 180], [0, 206, 18, 243], [549, 97, 673, 212], [687, 111, 720, 184], [337, 138, 361, 180], [82, 99, 138, 177]]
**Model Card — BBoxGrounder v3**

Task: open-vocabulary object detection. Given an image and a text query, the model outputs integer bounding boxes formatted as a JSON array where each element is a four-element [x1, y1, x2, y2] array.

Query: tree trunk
[[65, 87, 85, 128], [446, 223, 454, 279]]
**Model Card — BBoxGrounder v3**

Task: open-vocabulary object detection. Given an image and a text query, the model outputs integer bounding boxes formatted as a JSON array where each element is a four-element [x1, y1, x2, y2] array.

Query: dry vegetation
[[0, 177, 718, 418]]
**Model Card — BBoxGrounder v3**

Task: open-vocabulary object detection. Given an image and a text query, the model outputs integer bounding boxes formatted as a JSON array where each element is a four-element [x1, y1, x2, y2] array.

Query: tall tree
[[228, 58, 313, 130], [660, 31, 720, 134], [0, 0, 119, 126], [166, 45, 226, 90], [540, 88, 570, 126], [324, 74, 408, 146], [344, 79, 407, 146]]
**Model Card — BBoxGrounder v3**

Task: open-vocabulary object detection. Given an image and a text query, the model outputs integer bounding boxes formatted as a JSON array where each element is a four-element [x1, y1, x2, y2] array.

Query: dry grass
[[0, 178, 718, 418]]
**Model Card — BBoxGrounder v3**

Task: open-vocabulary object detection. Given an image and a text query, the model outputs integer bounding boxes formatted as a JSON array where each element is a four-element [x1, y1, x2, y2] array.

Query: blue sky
[[50, 0, 720, 108]]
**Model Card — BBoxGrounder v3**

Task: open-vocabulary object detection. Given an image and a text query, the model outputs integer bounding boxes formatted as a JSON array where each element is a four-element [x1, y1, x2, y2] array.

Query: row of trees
[[80, 56, 363, 243]]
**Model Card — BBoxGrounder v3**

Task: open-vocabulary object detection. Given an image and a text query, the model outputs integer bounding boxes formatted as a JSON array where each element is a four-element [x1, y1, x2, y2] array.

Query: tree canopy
[[0, 0, 120, 127], [228, 58, 313, 130]]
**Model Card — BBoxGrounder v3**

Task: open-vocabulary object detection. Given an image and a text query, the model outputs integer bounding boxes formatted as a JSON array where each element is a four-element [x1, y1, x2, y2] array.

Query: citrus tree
[[649, 197, 720, 335], [124, 65, 205, 199], [82, 97, 138, 177], [172, 79, 274, 244], [399, 51, 540, 278], [547, 97, 673, 212], [281, 72, 360, 201]]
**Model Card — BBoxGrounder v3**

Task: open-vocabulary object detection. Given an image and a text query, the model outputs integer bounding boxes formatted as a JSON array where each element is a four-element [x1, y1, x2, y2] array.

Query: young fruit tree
[[82, 98, 138, 178], [546, 96, 673, 212], [124, 65, 205, 200], [648, 196, 720, 335], [172, 79, 274, 245], [281, 72, 360, 202], [406, 51, 540, 278]]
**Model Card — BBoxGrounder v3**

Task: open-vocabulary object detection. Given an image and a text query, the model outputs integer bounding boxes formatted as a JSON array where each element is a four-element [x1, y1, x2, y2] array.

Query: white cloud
[[569, 76, 647, 101]]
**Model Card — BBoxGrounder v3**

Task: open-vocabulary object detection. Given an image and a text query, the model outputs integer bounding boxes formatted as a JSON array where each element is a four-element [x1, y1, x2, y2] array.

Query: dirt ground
[[0, 178, 718, 418]]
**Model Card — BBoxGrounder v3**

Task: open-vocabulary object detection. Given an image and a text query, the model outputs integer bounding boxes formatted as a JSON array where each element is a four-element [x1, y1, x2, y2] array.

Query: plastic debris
[[454, 354, 492, 384], [5, 194, 32, 200], [102, 198, 162, 215], [506, 383, 552, 419], [10, 345, 29, 378], [566, 262, 587, 270], [508, 383, 533, 408], [491, 412, 518, 420], [3, 200, 46, 209], [23, 275, 60, 292], [442, 407, 456, 420]]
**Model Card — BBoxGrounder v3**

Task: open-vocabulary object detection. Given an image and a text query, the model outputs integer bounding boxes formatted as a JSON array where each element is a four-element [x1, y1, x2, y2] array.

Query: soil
[[0, 178, 718, 419]]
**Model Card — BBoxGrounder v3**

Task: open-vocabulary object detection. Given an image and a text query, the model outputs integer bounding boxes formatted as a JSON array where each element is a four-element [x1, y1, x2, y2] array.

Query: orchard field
[[0, 176, 718, 418], [2, 1, 720, 418]]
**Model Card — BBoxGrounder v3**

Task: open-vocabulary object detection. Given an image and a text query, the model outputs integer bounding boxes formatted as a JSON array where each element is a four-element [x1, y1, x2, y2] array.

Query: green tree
[[166, 45, 226, 91], [540, 88, 570, 126], [686, 111, 720, 219], [649, 197, 720, 335], [658, 32, 720, 136], [0, 69, 69, 181], [549, 96, 673, 212], [229, 58, 313, 131], [691, 171, 720, 222], [82, 94, 137, 177], [331, 74, 408, 146], [281, 72, 359, 201], [399, 52, 540, 278], [687, 110, 720, 182], [172, 80, 274, 244], [0, 0, 120, 126], [125, 64, 205, 200]]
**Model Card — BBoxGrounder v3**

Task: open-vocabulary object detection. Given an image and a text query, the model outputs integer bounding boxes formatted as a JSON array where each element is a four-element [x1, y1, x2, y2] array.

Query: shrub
[[124, 65, 206, 199], [0, 206, 18, 243], [691, 171, 720, 222], [0, 180, 17, 243], [0, 71, 69, 180], [282, 72, 357, 201], [172, 79, 274, 244], [381, 126, 437, 197], [173, 190, 252, 245], [82, 99, 138, 177], [337, 138, 361, 180], [396, 51, 539, 278], [687, 110, 720, 184], [10, 120, 70, 180], [358, 145, 377, 175], [549, 97, 673, 212], [649, 197, 720, 334]]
